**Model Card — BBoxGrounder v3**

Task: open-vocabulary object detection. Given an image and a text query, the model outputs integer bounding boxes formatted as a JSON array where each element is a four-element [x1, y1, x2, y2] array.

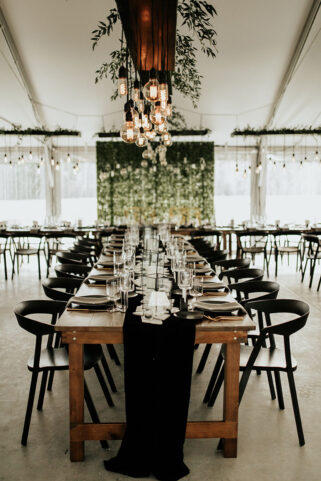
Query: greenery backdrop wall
[[96, 141, 214, 225]]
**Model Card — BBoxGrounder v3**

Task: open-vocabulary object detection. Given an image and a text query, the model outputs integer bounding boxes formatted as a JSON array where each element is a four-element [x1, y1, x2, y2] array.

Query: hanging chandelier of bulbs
[[118, 65, 173, 148]]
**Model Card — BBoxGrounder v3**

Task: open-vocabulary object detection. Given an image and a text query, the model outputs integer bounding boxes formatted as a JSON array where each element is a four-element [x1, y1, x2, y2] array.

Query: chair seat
[[16, 249, 38, 255], [239, 345, 297, 371], [27, 344, 103, 371], [243, 247, 265, 253], [277, 247, 299, 253]]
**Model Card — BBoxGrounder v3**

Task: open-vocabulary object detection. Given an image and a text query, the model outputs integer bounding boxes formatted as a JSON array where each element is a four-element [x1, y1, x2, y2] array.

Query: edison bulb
[[133, 80, 140, 102], [150, 101, 166, 126], [143, 68, 159, 102], [136, 128, 147, 148], [118, 66, 127, 97], [120, 112, 139, 144]]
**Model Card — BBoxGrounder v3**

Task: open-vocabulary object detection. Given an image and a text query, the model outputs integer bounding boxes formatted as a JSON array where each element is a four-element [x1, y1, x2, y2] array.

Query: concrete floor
[[0, 254, 320, 481]]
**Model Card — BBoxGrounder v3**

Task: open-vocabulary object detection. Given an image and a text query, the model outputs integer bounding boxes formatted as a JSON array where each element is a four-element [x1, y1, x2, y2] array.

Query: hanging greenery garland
[[232, 126, 321, 137]]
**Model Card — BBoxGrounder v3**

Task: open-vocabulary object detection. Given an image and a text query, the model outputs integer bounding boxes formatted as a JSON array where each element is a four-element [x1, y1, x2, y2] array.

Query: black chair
[[0, 234, 9, 279], [14, 300, 114, 446], [228, 280, 280, 305], [236, 231, 270, 275], [56, 251, 88, 265], [213, 257, 251, 276], [42, 277, 121, 370], [54, 263, 91, 279], [219, 267, 264, 283], [44, 233, 76, 276], [196, 280, 280, 375], [301, 234, 321, 288], [42, 277, 83, 301], [11, 233, 45, 279], [205, 299, 309, 446], [271, 230, 302, 277]]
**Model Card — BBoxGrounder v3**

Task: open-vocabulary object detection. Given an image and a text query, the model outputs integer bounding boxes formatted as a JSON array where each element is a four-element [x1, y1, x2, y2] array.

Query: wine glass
[[178, 269, 192, 307], [106, 278, 120, 312], [189, 278, 203, 310]]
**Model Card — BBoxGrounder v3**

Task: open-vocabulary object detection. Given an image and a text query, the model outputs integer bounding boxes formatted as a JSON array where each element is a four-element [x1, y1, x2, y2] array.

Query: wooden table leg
[[222, 342, 240, 458], [69, 342, 84, 461]]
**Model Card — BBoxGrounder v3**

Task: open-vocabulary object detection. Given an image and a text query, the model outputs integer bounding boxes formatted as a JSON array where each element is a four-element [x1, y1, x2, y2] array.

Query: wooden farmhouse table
[[55, 279, 255, 462]]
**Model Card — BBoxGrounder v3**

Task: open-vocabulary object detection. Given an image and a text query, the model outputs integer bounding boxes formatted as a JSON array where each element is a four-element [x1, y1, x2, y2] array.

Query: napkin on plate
[[194, 300, 241, 312]]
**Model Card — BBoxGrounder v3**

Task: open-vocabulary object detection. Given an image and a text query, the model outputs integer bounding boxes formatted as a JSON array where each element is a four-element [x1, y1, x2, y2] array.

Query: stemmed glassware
[[189, 277, 203, 310], [106, 278, 120, 312], [177, 269, 193, 308]]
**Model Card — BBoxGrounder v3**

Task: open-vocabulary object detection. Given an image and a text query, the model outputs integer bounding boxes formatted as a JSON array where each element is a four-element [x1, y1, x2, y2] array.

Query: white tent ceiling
[[0, 0, 320, 146]]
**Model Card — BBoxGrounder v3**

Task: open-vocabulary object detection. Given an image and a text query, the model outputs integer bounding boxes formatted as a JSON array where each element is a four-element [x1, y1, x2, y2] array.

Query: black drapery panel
[[104, 295, 196, 481]]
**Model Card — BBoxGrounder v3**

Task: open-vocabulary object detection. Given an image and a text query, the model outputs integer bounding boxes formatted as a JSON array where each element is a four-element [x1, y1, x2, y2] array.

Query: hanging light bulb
[[118, 66, 127, 97], [300, 159, 304, 167], [243, 168, 247, 178], [164, 96, 172, 117], [145, 128, 156, 141], [17, 156, 21, 165], [142, 105, 152, 131], [292, 152, 296, 162], [4, 153, 8, 164], [51, 156, 55, 166], [136, 128, 147, 148], [158, 72, 168, 103], [9, 159, 13, 168], [29, 151, 32, 161], [157, 121, 167, 133], [133, 107, 141, 129], [133, 79, 140, 102], [273, 160, 277, 168], [66, 153, 71, 163], [143, 68, 159, 102], [137, 91, 144, 113], [315, 150, 319, 162], [40, 156, 44, 166], [36, 164, 41, 174], [282, 161, 286, 169], [161, 131, 171, 143], [55, 160, 60, 171], [120, 111, 139, 144], [235, 163, 239, 173], [150, 101, 166, 126], [21, 155, 25, 164]]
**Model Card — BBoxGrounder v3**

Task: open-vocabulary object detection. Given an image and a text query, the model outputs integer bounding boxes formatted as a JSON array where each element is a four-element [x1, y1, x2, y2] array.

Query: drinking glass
[[189, 278, 203, 310], [178, 269, 192, 305], [106, 278, 120, 312]]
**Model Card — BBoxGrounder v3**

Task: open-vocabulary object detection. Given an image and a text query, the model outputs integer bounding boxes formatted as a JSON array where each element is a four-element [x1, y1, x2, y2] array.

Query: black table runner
[[104, 295, 196, 481]]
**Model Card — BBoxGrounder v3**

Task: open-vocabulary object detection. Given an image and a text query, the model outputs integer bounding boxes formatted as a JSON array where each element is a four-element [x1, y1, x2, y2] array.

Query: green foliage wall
[[96, 141, 214, 225]]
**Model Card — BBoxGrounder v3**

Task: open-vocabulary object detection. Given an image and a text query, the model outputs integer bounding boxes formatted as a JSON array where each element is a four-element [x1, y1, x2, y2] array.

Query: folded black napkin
[[104, 294, 195, 481]]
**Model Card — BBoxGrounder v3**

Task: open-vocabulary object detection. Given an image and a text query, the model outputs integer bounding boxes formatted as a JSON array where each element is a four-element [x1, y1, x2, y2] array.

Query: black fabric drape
[[104, 295, 196, 481]]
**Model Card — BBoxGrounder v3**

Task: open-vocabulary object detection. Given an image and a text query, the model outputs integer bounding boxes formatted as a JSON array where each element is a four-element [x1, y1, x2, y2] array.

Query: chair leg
[[203, 350, 224, 403], [317, 275, 321, 292], [274, 251, 278, 277], [47, 369, 55, 391], [287, 369, 305, 446], [266, 371, 276, 400], [309, 260, 316, 288], [84, 380, 109, 450], [3, 252, 7, 279], [37, 370, 49, 410], [11, 253, 16, 279], [106, 344, 121, 365], [21, 370, 39, 446], [100, 353, 117, 393], [301, 258, 308, 282], [207, 368, 224, 407], [197, 344, 212, 374], [274, 371, 284, 409], [93, 364, 114, 407], [37, 253, 41, 280]]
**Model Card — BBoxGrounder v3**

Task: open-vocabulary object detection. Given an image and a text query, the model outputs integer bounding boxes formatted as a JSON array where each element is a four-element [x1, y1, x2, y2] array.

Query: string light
[[315, 150, 319, 162], [36, 164, 41, 174], [66, 152, 71, 163], [29, 151, 32, 161], [118, 66, 128, 97], [4, 153, 8, 164], [51, 156, 55, 166], [143, 68, 159, 102], [55, 160, 60, 171]]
